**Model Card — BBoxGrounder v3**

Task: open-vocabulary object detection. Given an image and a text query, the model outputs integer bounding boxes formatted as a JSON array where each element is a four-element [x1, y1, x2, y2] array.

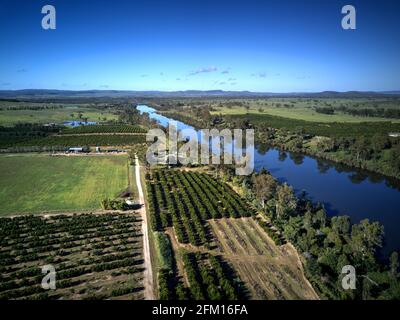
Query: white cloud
[[251, 72, 267, 78], [188, 66, 218, 76]]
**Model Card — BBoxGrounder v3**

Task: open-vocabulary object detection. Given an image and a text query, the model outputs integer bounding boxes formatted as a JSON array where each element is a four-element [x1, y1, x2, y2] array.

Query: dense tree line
[[3, 105, 64, 111], [338, 106, 400, 119], [0, 123, 60, 135], [313, 105, 400, 119], [315, 107, 335, 115]]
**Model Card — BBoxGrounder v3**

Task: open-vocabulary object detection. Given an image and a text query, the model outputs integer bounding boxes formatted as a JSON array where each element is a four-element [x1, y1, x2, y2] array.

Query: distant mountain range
[[0, 89, 400, 99]]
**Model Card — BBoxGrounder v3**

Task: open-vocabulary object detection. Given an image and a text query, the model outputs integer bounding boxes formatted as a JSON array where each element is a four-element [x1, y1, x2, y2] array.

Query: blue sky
[[0, 0, 399, 92]]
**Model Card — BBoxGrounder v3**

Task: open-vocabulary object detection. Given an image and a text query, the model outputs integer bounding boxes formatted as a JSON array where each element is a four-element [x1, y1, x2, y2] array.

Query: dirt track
[[135, 155, 155, 300]]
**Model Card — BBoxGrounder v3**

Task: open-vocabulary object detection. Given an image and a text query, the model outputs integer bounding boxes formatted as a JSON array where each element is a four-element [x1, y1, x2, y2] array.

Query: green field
[[226, 113, 400, 137], [0, 154, 128, 215], [212, 105, 400, 123], [0, 103, 118, 126], [211, 98, 400, 123], [171, 97, 398, 123]]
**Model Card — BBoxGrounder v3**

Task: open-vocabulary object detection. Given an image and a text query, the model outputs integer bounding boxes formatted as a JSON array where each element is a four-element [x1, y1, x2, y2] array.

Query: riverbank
[[255, 131, 400, 182]]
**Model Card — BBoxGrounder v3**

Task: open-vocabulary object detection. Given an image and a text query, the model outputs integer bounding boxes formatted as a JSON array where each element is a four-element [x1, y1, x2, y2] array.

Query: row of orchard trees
[[154, 232, 189, 300], [146, 169, 253, 247], [62, 124, 147, 134], [0, 214, 142, 300], [182, 252, 240, 300]]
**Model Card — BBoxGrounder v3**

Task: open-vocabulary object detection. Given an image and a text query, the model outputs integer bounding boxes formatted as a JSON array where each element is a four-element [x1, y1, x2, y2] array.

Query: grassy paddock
[[0, 154, 128, 215], [227, 113, 400, 137], [206, 97, 400, 123], [212, 105, 400, 123], [0, 104, 118, 125]]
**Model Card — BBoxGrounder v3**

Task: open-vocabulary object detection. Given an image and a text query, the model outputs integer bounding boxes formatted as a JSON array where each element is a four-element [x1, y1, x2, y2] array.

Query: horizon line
[[1, 88, 400, 94]]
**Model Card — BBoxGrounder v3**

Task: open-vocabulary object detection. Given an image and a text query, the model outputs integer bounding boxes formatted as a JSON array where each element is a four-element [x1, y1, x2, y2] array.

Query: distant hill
[[0, 89, 399, 99], [381, 91, 400, 95]]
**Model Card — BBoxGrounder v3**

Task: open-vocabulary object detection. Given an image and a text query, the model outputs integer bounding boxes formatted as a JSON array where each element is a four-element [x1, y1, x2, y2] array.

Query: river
[[137, 104, 400, 257]]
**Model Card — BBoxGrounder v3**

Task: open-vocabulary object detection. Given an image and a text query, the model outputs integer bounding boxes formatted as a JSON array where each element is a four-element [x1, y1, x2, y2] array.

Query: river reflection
[[254, 144, 400, 257]]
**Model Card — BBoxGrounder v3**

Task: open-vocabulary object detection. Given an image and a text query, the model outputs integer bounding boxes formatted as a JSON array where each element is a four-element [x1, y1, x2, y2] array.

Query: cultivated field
[[0, 154, 129, 215], [61, 124, 147, 134], [0, 213, 144, 300], [209, 217, 318, 300]]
